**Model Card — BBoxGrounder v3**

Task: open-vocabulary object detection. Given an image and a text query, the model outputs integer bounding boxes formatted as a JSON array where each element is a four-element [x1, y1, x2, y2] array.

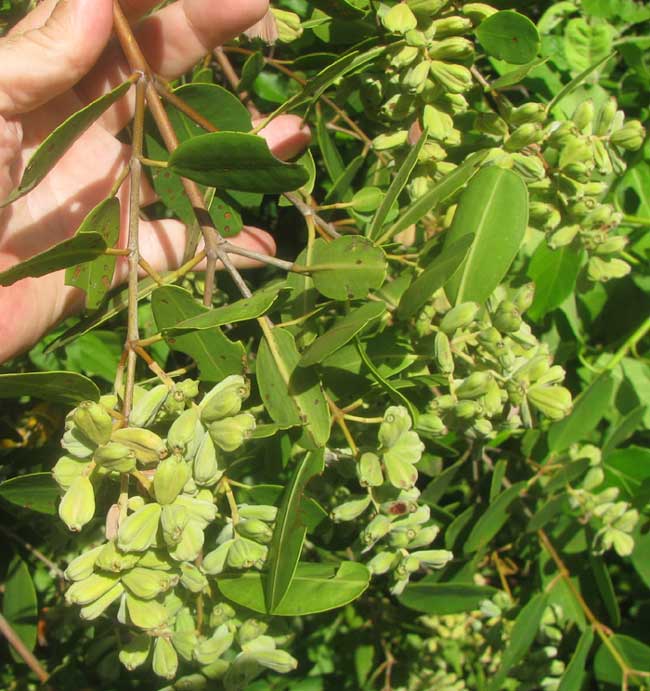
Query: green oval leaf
[[378, 151, 488, 245], [527, 243, 584, 321], [367, 128, 429, 241], [0, 473, 59, 515], [169, 132, 309, 193], [594, 635, 650, 686], [0, 233, 107, 287], [476, 10, 541, 65], [548, 373, 614, 453], [399, 580, 497, 615], [1, 80, 132, 207], [487, 593, 549, 691], [161, 282, 289, 335], [310, 236, 387, 300], [397, 235, 474, 320], [217, 561, 370, 616], [557, 628, 594, 691], [444, 166, 528, 305], [0, 372, 99, 404], [3, 557, 38, 662], [257, 328, 331, 449], [151, 286, 245, 382], [464, 482, 527, 554], [65, 198, 121, 310], [299, 302, 386, 367], [564, 17, 613, 74], [265, 451, 326, 612]]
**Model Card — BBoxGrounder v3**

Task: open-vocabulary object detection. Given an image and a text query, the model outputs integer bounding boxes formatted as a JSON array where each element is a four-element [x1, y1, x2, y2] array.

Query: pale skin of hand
[[0, 0, 310, 364]]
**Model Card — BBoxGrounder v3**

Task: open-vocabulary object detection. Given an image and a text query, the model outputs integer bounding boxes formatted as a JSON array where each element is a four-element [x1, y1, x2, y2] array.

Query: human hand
[[0, 0, 310, 363]]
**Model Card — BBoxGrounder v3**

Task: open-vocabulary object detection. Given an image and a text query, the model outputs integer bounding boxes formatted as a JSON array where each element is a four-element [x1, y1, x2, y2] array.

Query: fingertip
[[256, 114, 312, 161]]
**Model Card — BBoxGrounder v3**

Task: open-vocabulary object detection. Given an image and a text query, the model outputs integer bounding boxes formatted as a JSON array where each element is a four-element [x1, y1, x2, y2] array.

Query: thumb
[[0, 0, 114, 117]]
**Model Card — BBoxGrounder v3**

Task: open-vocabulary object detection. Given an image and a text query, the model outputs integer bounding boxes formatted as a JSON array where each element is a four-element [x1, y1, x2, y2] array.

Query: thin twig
[[0, 613, 50, 684], [0, 525, 64, 579], [214, 46, 261, 118], [123, 75, 146, 421]]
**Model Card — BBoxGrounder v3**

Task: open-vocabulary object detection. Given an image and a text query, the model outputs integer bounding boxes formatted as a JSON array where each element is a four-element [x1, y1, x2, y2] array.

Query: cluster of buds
[[414, 283, 573, 439], [330, 406, 452, 595], [563, 444, 639, 557], [53, 376, 299, 686], [498, 97, 646, 281], [363, 2, 494, 154]]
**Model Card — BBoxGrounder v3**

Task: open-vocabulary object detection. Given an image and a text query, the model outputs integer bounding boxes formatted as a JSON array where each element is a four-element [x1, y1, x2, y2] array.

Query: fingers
[[0, 0, 114, 117], [254, 115, 312, 162], [79, 0, 269, 125]]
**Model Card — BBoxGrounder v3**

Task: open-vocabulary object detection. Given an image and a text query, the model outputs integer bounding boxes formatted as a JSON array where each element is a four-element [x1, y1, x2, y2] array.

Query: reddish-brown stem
[[0, 613, 50, 684]]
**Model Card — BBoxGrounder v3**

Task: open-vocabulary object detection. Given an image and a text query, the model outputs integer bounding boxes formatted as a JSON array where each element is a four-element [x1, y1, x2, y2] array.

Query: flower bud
[[193, 433, 222, 487], [238, 504, 277, 522], [509, 102, 547, 126], [358, 452, 384, 487], [492, 300, 522, 333], [59, 475, 95, 532], [527, 385, 573, 420], [238, 518, 274, 544], [548, 224, 580, 249], [408, 525, 440, 549], [429, 37, 474, 61], [209, 603, 236, 628], [558, 136, 593, 171], [362, 515, 393, 548], [390, 45, 420, 68], [382, 3, 418, 33], [96, 540, 140, 573], [79, 581, 124, 621], [379, 405, 413, 448], [271, 8, 303, 42], [117, 502, 162, 553], [208, 413, 256, 452], [173, 495, 217, 528], [476, 112, 509, 137], [73, 401, 113, 446], [456, 371, 493, 399], [610, 119, 645, 150], [154, 455, 190, 505], [64, 544, 104, 581], [180, 563, 208, 593], [169, 521, 204, 562], [53, 455, 91, 491], [62, 427, 95, 459], [595, 97, 618, 135], [227, 537, 268, 570], [440, 302, 479, 333], [462, 2, 497, 22], [119, 634, 151, 671], [194, 625, 234, 666], [513, 283, 535, 313], [93, 442, 137, 473], [66, 572, 121, 606], [202, 539, 235, 576], [242, 642, 298, 674], [416, 412, 447, 436], [511, 153, 546, 182], [171, 631, 198, 662], [122, 567, 175, 600], [573, 99, 594, 133], [152, 637, 178, 680], [161, 504, 189, 547], [403, 60, 431, 95], [367, 550, 398, 575], [373, 130, 409, 150], [429, 15, 472, 37], [125, 593, 169, 630], [201, 376, 250, 424], [129, 384, 169, 428], [434, 331, 455, 375], [111, 427, 167, 465], [238, 620, 269, 646], [587, 256, 631, 282], [481, 379, 504, 417], [137, 549, 175, 571], [429, 61, 472, 93], [331, 495, 372, 522], [165, 407, 200, 457], [504, 123, 543, 151], [454, 400, 482, 419]]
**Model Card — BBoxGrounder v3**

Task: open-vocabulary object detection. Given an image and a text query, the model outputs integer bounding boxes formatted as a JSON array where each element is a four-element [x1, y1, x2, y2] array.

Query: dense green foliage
[[1, 1, 650, 689]]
